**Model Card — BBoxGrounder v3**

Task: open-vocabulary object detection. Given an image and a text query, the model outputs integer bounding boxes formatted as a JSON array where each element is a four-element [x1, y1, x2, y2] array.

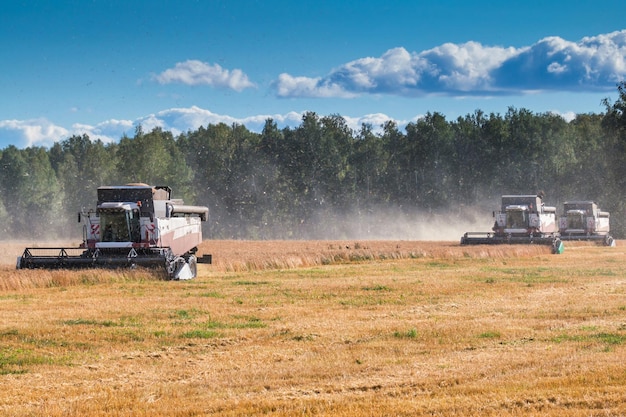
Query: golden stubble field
[[1, 239, 626, 416]]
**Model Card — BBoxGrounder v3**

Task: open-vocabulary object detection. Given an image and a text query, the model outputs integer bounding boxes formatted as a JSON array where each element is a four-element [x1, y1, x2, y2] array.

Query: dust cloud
[[210, 204, 497, 241], [303, 205, 495, 241], [10, 198, 498, 243]]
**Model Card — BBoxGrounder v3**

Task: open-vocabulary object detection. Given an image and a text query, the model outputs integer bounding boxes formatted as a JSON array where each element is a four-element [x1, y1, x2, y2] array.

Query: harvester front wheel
[[604, 236, 616, 247], [168, 255, 198, 280], [188, 255, 197, 278]]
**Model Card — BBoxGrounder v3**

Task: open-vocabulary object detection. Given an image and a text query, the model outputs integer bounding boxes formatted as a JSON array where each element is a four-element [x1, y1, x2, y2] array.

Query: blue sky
[[1, 0, 625, 148]]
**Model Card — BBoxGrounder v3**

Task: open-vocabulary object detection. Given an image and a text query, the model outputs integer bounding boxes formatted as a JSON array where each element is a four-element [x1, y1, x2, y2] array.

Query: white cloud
[[273, 73, 357, 98], [547, 62, 568, 74], [0, 119, 69, 148], [342, 113, 412, 133], [153, 59, 256, 91], [0, 107, 410, 149], [0, 118, 136, 148], [135, 106, 305, 135], [273, 30, 626, 98], [0, 110, 283, 149], [420, 42, 520, 91], [136, 107, 414, 136], [138, 107, 413, 137], [553, 111, 577, 122], [72, 119, 135, 142]]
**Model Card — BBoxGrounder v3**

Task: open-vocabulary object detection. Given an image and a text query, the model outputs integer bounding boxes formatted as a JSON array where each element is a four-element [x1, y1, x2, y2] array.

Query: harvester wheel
[[173, 257, 187, 278], [188, 255, 197, 278], [168, 255, 198, 280], [605, 236, 616, 247]]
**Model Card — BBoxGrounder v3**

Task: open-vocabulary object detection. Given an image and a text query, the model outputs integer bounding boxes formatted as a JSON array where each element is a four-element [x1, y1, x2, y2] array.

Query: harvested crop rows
[[1, 240, 626, 416]]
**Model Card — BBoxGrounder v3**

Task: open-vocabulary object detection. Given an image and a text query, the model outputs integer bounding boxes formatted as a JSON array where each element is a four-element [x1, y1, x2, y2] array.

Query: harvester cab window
[[101, 212, 129, 242], [568, 211, 584, 229], [100, 209, 141, 243], [506, 209, 527, 229]]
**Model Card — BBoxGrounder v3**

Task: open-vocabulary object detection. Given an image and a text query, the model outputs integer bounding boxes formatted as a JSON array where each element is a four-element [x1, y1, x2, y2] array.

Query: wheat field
[[1, 239, 625, 416]]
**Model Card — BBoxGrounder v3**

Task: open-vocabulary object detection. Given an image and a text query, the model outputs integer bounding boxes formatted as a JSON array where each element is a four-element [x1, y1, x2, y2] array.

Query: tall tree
[[601, 81, 626, 235], [452, 110, 490, 203], [405, 112, 453, 210], [117, 127, 193, 199], [49, 135, 119, 227], [0, 146, 63, 239], [379, 120, 406, 205], [0, 146, 29, 236]]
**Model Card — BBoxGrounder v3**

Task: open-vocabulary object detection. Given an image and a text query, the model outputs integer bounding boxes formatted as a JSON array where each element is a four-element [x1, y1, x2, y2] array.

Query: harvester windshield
[[505, 207, 528, 229], [100, 207, 141, 243], [566, 210, 585, 229]]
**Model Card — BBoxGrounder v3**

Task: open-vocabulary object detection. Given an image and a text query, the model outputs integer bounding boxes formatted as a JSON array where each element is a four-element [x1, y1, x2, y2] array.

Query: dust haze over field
[[204, 198, 497, 241], [294, 206, 495, 241], [11, 206, 495, 243]]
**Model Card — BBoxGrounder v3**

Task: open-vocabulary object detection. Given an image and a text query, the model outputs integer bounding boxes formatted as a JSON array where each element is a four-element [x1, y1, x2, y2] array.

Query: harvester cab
[[96, 203, 142, 245], [558, 201, 615, 246], [461, 194, 562, 253], [493, 195, 557, 237], [17, 184, 211, 279]]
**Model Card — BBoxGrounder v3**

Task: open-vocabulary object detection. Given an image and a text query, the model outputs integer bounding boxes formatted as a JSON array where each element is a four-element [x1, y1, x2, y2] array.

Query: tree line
[[2, 83, 626, 241]]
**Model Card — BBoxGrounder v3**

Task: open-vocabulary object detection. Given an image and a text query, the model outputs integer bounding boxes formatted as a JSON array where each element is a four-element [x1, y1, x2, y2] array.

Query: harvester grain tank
[[461, 194, 562, 253], [17, 184, 211, 279], [558, 201, 615, 246]]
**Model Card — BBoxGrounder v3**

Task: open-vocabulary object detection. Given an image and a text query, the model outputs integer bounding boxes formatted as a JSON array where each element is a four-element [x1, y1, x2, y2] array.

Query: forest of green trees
[[2, 82, 626, 241]]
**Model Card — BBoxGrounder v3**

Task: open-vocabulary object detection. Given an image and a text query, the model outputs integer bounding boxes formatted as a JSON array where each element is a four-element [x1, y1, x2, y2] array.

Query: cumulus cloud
[[0, 119, 69, 148], [132, 107, 410, 138], [273, 30, 626, 98], [134, 106, 308, 136], [0, 118, 134, 148], [72, 119, 135, 142], [153, 59, 256, 91], [0, 108, 410, 149], [0, 108, 307, 148], [342, 113, 413, 133], [272, 74, 358, 98], [555, 111, 577, 122]]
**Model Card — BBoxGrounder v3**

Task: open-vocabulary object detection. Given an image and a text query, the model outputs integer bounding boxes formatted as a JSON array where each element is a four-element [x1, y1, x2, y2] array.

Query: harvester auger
[[460, 194, 563, 254], [558, 201, 615, 247], [17, 184, 211, 280]]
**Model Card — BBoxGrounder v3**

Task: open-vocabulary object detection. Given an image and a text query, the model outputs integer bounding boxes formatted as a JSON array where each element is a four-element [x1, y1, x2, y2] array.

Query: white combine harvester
[[558, 201, 615, 246], [461, 194, 563, 253], [17, 184, 211, 279]]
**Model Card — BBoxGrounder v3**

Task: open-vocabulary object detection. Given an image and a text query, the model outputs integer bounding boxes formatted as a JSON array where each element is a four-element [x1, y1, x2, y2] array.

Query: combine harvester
[[558, 201, 615, 247], [17, 184, 210, 279], [461, 194, 563, 254]]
